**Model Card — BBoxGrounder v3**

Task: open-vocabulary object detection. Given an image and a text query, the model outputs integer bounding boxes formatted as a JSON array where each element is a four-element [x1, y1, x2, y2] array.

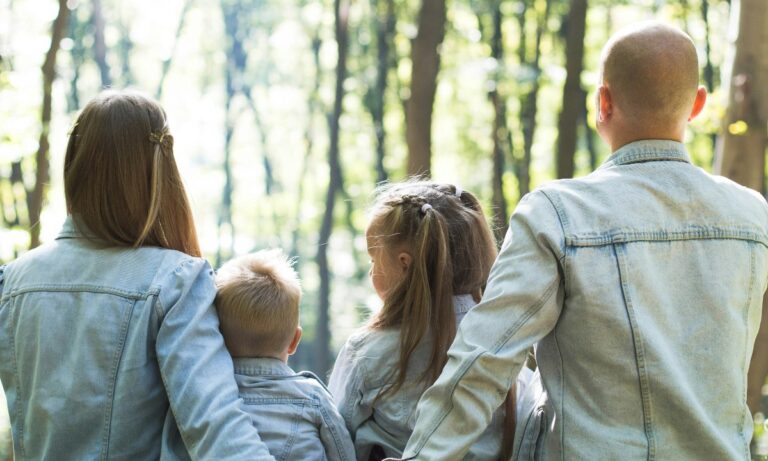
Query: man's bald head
[[600, 23, 699, 127]]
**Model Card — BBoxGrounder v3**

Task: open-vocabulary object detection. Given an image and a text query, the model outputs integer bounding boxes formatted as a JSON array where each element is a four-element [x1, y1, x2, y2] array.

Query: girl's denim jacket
[[329, 295, 516, 460], [399, 140, 768, 461], [0, 217, 274, 460]]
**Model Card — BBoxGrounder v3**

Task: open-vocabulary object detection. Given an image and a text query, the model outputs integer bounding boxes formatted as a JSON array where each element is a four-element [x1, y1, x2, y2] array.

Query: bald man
[[390, 23, 768, 461]]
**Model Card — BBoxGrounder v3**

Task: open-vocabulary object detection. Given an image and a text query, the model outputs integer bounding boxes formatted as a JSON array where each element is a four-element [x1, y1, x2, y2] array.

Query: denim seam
[[552, 325, 565, 461], [7, 296, 24, 458], [99, 297, 136, 460], [614, 244, 656, 460], [316, 394, 350, 461], [566, 229, 768, 247], [408, 277, 559, 455], [2, 284, 158, 302], [741, 245, 756, 460], [277, 401, 303, 461]]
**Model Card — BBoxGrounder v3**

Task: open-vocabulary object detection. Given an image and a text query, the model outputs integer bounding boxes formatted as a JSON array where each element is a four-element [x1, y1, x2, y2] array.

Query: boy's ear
[[398, 252, 412, 273], [688, 86, 707, 121], [287, 326, 302, 356]]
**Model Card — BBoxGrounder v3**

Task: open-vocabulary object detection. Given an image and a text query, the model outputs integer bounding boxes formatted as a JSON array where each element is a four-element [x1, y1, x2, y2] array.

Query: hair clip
[[149, 131, 166, 144], [421, 203, 433, 214], [454, 185, 463, 198]]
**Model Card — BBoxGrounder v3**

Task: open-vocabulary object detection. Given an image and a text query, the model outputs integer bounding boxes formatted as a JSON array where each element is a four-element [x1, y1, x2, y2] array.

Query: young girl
[[329, 181, 526, 460], [0, 91, 272, 459]]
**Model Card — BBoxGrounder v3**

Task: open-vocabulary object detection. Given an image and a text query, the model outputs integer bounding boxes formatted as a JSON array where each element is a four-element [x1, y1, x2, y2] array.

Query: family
[[1, 22, 767, 461]]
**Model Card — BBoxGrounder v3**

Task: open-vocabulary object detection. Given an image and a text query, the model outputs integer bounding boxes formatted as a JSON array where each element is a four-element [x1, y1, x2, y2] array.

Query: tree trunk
[[713, 0, 768, 415], [91, 0, 111, 88], [370, 0, 395, 183], [27, 0, 70, 249], [156, 0, 192, 99], [556, 0, 587, 179], [405, 0, 447, 177], [484, 1, 510, 241], [316, 0, 349, 376], [517, 0, 550, 198]]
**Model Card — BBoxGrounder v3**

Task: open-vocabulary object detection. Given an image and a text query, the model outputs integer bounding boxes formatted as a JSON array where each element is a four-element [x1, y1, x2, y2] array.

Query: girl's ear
[[398, 252, 412, 273]]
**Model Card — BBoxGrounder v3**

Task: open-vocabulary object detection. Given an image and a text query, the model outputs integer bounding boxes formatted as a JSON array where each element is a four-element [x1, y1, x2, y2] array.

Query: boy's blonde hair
[[215, 249, 301, 357]]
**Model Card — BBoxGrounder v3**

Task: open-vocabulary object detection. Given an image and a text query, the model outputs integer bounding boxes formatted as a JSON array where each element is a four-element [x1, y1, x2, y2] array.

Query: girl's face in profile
[[365, 225, 408, 301]]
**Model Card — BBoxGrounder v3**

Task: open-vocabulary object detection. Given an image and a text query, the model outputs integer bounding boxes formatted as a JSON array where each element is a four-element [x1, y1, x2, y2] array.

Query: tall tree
[[405, 0, 447, 177], [316, 0, 350, 376], [556, 0, 587, 179], [478, 0, 511, 240], [368, 0, 395, 183], [27, 0, 70, 249], [516, 0, 551, 197], [91, 0, 111, 88], [156, 0, 193, 99], [713, 0, 768, 415]]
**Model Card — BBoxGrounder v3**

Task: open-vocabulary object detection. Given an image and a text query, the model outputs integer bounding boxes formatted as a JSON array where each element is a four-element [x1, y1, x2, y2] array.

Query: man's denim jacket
[[233, 357, 355, 460], [400, 140, 768, 461], [329, 295, 510, 460], [0, 217, 274, 460]]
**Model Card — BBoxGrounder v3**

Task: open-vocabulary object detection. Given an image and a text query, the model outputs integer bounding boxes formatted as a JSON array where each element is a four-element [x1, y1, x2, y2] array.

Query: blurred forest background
[[1, 0, 768, 457]]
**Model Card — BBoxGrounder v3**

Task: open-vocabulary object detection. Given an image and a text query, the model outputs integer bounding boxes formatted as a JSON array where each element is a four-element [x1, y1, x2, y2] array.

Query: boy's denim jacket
[[399, 140, 768, 461], [233, 357, 356, 461], [0, 217, 274, 460], [329, 295, 508, 460]]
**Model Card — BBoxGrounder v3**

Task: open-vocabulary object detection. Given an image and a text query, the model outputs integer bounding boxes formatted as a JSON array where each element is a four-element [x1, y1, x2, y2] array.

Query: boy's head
[[215, 249, 302, 360], [596, 22, 707, 150]]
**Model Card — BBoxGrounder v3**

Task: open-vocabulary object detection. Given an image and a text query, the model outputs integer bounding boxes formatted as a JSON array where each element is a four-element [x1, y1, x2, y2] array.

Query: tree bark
[[555, 0, 587, 179], [713, 0, 768, 415], [405, 0, 447, 177], [370, 0, 395, 183], [517, 0, 550, 198], [27, 0, 70, 249], [316, 0, 350, 376], [484, 1, 510, 241], [91, 0, 111, 88]]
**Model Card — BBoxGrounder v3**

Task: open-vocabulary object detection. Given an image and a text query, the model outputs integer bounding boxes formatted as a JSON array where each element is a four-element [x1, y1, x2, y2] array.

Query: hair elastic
[[454, 185, 463, 198], [421, 203, 433, 214]]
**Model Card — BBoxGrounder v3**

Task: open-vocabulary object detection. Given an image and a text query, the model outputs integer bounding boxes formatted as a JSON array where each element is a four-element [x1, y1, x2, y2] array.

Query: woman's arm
[[155, 258, 274, 460]]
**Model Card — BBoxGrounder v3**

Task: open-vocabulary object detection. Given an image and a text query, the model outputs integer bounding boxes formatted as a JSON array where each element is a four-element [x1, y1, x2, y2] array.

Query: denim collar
[[598, 139, 690, 170], [56, 215, 99, 240], [453, 294, 476, 316], [233, 357, 295, 377]]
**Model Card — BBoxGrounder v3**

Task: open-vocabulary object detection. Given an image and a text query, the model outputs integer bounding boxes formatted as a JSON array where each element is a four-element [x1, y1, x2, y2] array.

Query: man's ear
[[397, 252, 412, 273], [597, 85, 613, 122], [688, 86, 707, 121], [287, 326, 302, 356]]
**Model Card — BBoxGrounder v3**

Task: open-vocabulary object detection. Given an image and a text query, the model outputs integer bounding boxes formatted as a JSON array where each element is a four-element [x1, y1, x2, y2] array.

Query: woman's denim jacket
[[398, 141, 768, 461], [0, 217, 274, 460], [234, 357, 356, 461], [329, 295, 512, 460]]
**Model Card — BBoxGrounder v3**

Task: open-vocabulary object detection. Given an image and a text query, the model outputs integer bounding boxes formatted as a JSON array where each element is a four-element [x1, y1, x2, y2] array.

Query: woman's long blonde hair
[[64, 90, 201, 257], [368, 180, 497, 397]]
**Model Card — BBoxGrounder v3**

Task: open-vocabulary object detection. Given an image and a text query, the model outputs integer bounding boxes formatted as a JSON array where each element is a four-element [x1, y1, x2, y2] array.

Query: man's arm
[[401, 189, 566, 460]]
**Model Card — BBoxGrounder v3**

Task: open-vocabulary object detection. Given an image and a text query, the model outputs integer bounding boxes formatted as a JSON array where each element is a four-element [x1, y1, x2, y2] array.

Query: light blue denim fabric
[[329, 295, 516, 460], [0, 217, 274, 460], [233, 357, 356, 461], [399, 140, 768, 461]]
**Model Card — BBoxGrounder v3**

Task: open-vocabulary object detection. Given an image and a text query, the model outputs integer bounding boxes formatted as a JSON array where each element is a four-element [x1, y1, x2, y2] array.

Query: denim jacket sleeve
[[400, 190, 565, 460], [155, 258, 274, 460], [316, 387, 357, 461], [328, 338, 372, 438]]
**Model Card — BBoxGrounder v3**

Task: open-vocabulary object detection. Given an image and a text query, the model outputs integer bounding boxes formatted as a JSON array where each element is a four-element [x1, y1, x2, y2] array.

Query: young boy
[[215, 249, 355, 461]]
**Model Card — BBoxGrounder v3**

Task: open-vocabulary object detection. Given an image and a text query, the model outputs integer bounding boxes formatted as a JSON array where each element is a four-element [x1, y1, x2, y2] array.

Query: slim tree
[[405, 0, 447, 177], [316, 0, 350, 376], [555, 0, 587, 179], [91, 0, 111, 88], [27, 0, 70, 249], [713, 0, 768, 415]]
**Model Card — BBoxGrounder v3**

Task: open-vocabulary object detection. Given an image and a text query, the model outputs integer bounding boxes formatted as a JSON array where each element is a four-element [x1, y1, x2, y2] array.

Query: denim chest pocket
[[6, 289, 137, 458]]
